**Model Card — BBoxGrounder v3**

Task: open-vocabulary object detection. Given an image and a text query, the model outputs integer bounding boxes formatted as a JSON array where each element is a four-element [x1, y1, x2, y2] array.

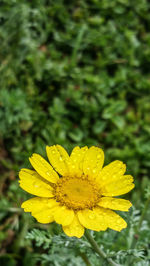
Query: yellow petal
[[63, 215, 84, 238], [96, 160, 126, 187], [21, 197, 58, 213], [83, 146, 104, 178], [21, 197, 47, 213], [46, 145, 70, 176], [29, 153, 59, 183], [101, 175, 135, 196], [97, 197, 132, 211], [69, 146, 88, 176], [21, 197, 59, 223], [97, 207, 127, 231], [53, 206, 74, 226], [19, 169, 54, 197], [33, 209, 54, 223], [77, 207, 107, 231]]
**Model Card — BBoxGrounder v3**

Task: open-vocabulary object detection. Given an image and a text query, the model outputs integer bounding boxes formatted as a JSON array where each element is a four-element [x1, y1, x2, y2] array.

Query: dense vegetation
[[0, 0, 150, 265]]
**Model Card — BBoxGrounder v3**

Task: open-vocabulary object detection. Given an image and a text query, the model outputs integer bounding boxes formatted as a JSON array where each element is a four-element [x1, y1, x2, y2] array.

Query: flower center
[[54, 176, 100, 210]]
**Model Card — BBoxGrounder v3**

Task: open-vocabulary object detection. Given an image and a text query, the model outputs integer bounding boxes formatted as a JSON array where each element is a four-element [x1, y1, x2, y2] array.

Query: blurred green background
[[0, 0, 150, 265]]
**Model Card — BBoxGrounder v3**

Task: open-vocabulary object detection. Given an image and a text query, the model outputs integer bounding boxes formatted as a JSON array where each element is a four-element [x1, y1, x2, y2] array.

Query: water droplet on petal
[[89, 214, 95, 219], [33, 181, 39, 188], [97, 154, 101, 159], [75, 225, 80, 230]]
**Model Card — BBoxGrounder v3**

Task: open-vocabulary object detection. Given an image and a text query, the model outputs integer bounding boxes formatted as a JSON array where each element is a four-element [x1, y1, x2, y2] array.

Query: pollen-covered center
[[54, 176, 100, 210]]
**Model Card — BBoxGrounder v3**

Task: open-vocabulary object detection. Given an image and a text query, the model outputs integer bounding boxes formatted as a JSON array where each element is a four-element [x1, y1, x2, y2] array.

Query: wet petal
[[21, 197, 47, 213], [96, 160, 126, 187], [53, 206, 74, 226], [63, 215, 84, 238], [97, 197, 132, 211], [69, 146, 88, 176], [46, 145, 70, 176], [34, 209, 54, 223], [101, 175, 135, 196], [19, 169, 54, 197], [77, 207, 107, 231], [83, 146, 104, 178], [21, 197, 58, 223], [29, 153, 59, 183], [97, 207, 127, 231]]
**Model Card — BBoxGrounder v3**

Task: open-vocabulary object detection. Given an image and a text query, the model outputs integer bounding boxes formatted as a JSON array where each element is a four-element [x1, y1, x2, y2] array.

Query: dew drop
[[75, 225, 80, 230], [89, 214, 95, 219], [33, 181, 39, 188], [116, 219, 121, 224], [97, 154, 101, 159]]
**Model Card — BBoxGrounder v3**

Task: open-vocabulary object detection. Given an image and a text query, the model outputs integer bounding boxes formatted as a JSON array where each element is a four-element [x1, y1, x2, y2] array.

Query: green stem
[[78, 250, 92, 266], [130, 196, 150, 249], [138, 196, 150, 230], [85, 230, 120, 266]]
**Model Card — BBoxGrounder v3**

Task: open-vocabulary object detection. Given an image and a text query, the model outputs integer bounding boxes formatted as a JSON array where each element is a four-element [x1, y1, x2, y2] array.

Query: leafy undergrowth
[[0, 0, 150, 265]]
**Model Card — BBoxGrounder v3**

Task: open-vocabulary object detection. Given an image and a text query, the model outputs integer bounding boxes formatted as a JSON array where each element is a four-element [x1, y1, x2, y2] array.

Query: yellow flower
[[19, 145, 134, 238]]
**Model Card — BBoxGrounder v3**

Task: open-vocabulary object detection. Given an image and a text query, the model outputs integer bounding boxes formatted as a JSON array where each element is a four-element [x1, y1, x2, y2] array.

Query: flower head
[[19, 145, 134, 238]]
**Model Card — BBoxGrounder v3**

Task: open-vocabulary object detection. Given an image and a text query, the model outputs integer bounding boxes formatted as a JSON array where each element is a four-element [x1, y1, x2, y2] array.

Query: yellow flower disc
[[54, 176, 100, 210]]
